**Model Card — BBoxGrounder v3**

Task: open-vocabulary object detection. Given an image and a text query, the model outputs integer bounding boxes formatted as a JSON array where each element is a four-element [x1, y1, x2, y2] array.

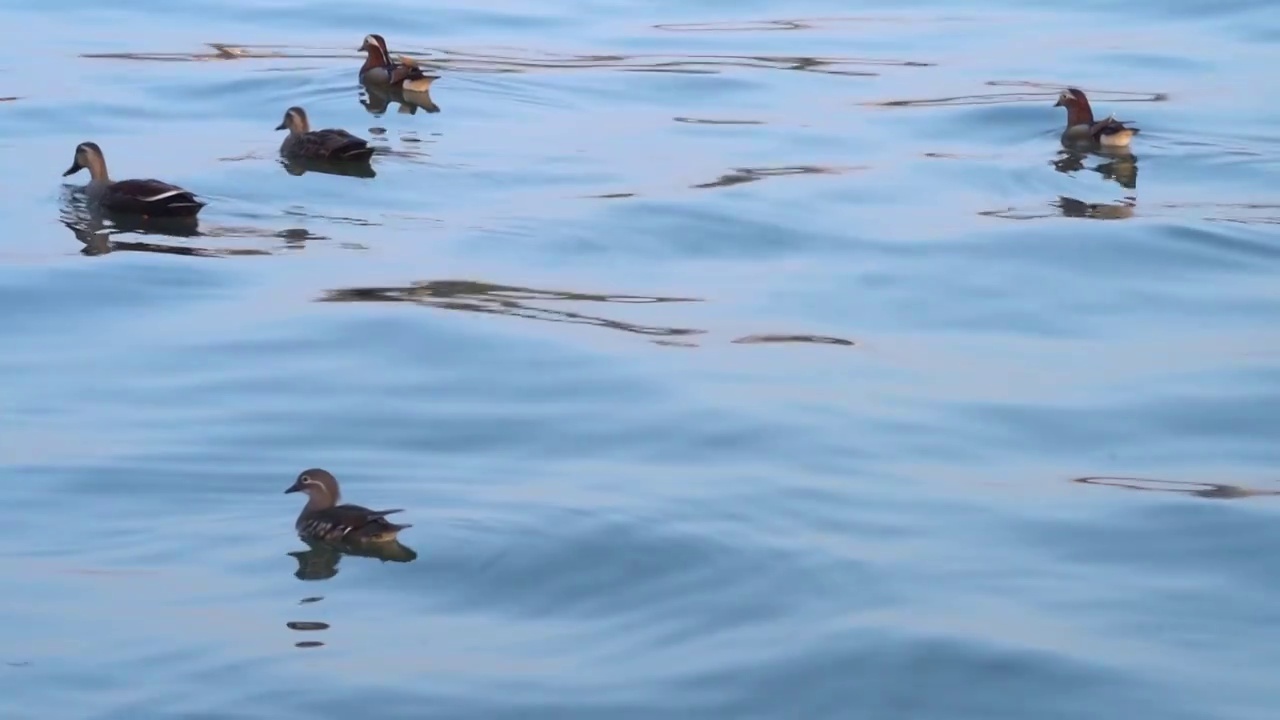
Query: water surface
[[1, 1, 1278, 718]]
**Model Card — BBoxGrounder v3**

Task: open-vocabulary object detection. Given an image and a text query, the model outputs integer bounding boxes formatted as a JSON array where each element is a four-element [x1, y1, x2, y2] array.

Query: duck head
[[1054, 88, 1095, 126], [359, 33, 391, 65], [275, 106, 311, 134], [63, 141, 107, 179], [285, 468, 341, 509]]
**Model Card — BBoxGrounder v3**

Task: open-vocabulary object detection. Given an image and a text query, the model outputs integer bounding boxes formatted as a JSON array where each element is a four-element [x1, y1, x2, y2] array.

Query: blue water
[[1, 1, 1279, 718]]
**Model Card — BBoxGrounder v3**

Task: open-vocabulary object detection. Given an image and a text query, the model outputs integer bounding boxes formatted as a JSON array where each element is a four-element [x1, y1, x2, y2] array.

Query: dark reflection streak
[[61, 193, 323, 255], [318, 279, 705, 339], [1071, 476, 1280, 500], [0, 97, 18, 102], [653, 17, 976, 32], [674, 117, 765, 125], [80, 46, 927, 75], [692, 165, 850, 189], [289, 540, 417, 582], [869, 83, 1165, 108], [732, 334, 855, 346], [282, 157, 376, 180], [978, 196, 1135, 221], [1053, 150, 1139, 191], [360, 83, 440, 117]]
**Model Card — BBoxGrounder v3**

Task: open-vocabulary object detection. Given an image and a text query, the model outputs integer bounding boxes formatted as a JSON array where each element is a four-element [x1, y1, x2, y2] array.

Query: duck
[[284, 468, 412, 545], [358, 33, 438, 93], [1054, 88, 1140, 149], [275, 106, 375, 162], [62, 142, 206, 218]]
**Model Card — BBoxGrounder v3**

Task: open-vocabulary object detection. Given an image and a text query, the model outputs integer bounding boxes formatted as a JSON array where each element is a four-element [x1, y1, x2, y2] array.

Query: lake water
[[2, 0, 1279, 718]]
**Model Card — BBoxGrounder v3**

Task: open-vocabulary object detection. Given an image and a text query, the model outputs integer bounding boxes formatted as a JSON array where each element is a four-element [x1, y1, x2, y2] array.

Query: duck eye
[[299, 475, 311, 485]]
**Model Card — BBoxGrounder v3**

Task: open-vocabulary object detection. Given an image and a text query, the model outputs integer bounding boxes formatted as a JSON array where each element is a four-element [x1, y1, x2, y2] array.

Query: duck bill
[[62, 161, 81, 177], [284, 481, 302, 494], [1053, 97, 1065, 107], [274, 121, 287, 131]]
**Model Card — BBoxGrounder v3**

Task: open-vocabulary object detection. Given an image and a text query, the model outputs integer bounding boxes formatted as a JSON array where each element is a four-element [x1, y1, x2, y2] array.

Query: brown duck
[[1054, 88, 1140, 149], [358, 33, 437, 93], [275, 106, 375, 162], [284, 468, 411, 544], [62, 141, 206, 218]]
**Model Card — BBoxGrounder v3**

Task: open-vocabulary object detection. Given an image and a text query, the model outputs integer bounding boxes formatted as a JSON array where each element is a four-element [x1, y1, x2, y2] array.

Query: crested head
[[1054, 87, 1094, 124], [285, 468, 341, 508], [360, 33, 389, 59], [275, 106, 310, 133]]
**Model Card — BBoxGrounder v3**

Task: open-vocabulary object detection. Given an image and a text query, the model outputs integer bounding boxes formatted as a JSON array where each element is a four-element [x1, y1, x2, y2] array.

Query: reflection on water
[[1072, 476, 1280, 500], [977, 148, 1139, 221], [289, 540, 418, 582], [60, 194, 323, 256], [979, 196, 1136, 221], [653, 17, 971, 33], [1054, 150, 1139, 191], [318, 278, 859, 347], [81, 44, 931, 77], [320, 278, 707, 339], [286, 617, 331, 649], [282, 156, 377, 180], [691, 165, 854, 190], [361, 83, 440, 117], [867, 80, 1167, 108], [732, 333, 855, 346], [674, 116, 765, 126]]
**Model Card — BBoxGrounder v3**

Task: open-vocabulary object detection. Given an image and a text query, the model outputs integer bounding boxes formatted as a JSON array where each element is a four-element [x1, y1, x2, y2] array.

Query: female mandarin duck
[[358, 33, 437, 93], [1054, 88, 1139, 150], [284, 468, 412, 545]]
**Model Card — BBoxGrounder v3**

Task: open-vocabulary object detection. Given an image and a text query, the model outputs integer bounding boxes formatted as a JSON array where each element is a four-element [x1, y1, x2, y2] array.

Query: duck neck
[[1065, 100, 1094, 127], [302, 488, 337, 514], [361, 47, 391, 74], [84, 154, 110, 183]]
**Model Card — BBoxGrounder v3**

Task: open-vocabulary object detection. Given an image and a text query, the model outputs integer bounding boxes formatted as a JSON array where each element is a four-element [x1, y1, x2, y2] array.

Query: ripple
[[652, 16, 977, 33], [867, 81, 1168, 108], [1071, 476, 1280, 500], [79, 43, 931, 76], [732, 334, 856, 346], [691, 164, 860, 190]]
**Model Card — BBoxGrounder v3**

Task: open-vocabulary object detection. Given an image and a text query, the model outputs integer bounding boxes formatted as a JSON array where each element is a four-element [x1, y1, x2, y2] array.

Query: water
[[1, 0, 1278, 717]]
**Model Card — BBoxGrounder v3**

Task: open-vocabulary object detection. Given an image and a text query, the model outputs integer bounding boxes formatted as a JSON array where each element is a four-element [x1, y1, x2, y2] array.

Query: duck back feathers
[[298, 503, 411, 544], [101, 179, 206, 217], [283, 128, 375, 162]]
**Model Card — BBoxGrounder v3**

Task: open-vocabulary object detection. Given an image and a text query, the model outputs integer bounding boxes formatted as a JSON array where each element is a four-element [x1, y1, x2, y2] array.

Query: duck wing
[[390, 62, 438, 93], [294, 129, 374, 162], [301, 503, 411, 544], [102, 179, 205, 217], [1089, 114, 1139, 141]]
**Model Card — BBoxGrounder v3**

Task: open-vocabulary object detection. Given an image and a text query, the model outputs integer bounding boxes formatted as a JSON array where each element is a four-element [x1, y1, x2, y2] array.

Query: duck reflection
[[319, 278, 705, 339], [1053, 149, 1138, 190], [282, 156, 377, 180], [1053, 196, 1135, 220], [62, 193, 316, 256], [360, 83, 440, 117], [288, 538, 418, 581], [1072, 476, 1280, 500]]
